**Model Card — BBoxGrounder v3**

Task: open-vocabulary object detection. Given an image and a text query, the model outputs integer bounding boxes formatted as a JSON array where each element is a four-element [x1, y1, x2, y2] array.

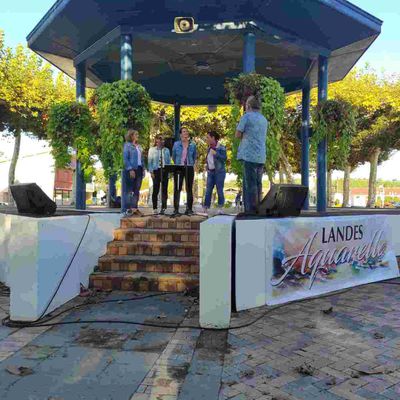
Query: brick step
[[89, 271, 199, 292], [107, 241, 199, 257], [114, 228, 199, 242], [120, 215, 205, 230], [98, 255, 199, 274]]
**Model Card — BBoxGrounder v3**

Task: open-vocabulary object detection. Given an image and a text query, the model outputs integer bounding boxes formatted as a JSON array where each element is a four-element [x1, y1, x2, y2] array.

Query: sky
[[0, 0, 400, 179]]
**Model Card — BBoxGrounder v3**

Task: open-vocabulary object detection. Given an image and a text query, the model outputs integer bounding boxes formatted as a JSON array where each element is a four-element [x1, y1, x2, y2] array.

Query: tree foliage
[[311, 99, 357, 170], [47, 102, 97, 179], [95, 80, 152, 178], [281, 106, 302, 175]]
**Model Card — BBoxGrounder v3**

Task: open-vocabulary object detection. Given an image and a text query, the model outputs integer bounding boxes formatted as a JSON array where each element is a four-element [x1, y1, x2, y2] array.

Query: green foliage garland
[[225, 73, 285, 179], [95, 80, 152, 178], [47, 101, 96, 178], [311, 99, 357, 170]]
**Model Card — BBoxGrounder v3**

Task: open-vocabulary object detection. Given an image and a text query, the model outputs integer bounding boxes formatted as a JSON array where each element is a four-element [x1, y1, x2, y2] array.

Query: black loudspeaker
[[10, 183, 57, 216], [257, 184, 308, 217]]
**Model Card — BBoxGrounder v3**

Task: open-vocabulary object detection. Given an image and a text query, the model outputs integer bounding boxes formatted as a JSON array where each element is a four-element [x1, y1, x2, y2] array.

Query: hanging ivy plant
[[95, 80, 152, 178], [225, 73, 285, 180], [47, 101, 97, 179], [311, 99, 357, 170]]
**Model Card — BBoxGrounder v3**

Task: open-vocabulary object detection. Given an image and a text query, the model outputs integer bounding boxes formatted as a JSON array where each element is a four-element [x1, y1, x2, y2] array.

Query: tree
[[357, 107, 400, 207], [0, 31, 75, 201], [281, 106, 302, 183], [311, 99, 357, 207]]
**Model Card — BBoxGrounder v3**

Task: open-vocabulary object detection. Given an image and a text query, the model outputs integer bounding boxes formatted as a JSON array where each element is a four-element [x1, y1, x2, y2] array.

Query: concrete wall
[[0, 213, 120, 321]]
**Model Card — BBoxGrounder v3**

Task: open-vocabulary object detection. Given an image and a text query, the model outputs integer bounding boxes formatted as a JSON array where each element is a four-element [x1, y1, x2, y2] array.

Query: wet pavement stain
[[74, 329, 130, 349]]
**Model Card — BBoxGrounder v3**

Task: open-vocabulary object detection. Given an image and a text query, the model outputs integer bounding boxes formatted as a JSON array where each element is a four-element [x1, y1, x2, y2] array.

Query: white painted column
[[199, 215, 235, 329]]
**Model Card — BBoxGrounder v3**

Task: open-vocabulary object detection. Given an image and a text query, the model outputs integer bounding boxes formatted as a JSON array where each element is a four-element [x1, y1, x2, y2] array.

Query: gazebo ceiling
[[27, 0, 382, 105]]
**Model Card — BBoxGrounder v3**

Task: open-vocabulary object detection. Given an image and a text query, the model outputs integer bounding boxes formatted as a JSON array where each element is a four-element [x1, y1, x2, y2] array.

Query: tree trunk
[[342, 164, 351, 208], [366, 148, 381, 208], [193, 173, 199, 203], [202, 171, 207, 205], [327, 169, 333, 208], [279, 164, 284, 184], [280, 152, 294, 184], [8, 130, 22, 204], [268, 171, 274, 185]]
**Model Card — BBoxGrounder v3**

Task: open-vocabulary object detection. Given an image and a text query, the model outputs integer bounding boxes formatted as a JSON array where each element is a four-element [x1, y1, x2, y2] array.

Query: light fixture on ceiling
[[273, 35, 281, 40], [265, 67, 272, 71], [174, 17, 197, 33], [138, 70, 144, 74], [196, 61, 211, 71], [205, 86, 212, 91]]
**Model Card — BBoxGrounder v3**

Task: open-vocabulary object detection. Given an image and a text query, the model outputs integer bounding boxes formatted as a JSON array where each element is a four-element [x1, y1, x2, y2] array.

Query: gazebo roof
[[27, 0, 382, 105]]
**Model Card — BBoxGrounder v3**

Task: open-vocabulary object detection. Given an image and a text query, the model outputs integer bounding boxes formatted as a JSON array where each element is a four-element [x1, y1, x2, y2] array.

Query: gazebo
[[27, 0, 382, 212]]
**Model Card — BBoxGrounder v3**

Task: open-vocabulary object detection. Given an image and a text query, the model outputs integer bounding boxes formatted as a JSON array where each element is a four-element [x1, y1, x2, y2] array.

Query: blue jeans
[[122, 167, 143, 212], [204, 170, 225, 208], [243, 161, 264, 213]]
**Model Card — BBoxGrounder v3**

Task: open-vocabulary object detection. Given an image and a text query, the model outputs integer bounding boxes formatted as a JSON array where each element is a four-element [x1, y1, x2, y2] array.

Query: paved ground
[[2, 281, 400, 400]]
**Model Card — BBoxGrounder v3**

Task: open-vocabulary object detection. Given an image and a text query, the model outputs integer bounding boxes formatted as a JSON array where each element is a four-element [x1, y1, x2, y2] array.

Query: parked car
[[0, 202, 8, 206]]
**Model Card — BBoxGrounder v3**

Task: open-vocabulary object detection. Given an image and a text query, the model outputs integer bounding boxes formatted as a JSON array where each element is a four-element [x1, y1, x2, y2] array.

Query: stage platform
[[3, 204, 400, 217]]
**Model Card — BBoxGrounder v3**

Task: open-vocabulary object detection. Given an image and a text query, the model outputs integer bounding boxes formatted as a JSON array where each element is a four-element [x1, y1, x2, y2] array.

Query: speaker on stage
[[10, 183, 57, 216], [257, 184, 308, 217]]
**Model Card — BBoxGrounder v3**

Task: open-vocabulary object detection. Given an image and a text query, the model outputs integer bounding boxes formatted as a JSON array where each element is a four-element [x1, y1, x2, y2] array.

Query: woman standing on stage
[[172, 127, 197, 216], [122, 129, 145, 217], [203, 131, 227, 214], [148, 135, 171, 215]]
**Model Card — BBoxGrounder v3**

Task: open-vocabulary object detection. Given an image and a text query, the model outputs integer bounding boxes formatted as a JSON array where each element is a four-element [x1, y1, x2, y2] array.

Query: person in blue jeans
[[204, 131, 227, 214], [236, 96, 269, 214], [122, 129, 145, 217]]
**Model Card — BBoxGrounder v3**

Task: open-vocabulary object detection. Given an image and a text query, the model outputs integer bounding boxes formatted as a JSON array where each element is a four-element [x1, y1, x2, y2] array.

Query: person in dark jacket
[[203, 131, 227, 213]]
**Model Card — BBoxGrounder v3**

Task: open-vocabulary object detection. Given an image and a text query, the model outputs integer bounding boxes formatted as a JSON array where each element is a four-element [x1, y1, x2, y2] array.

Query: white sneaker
[[153, 209, 158, 215], [217, 208, 224, 215], [121, 209, 133, 217]]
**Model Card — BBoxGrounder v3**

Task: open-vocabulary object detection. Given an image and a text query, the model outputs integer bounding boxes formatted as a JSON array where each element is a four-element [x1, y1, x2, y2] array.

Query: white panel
[[3, 213, 120, 321], [235, 219, 267, 311], [200, 216, 234, 329]]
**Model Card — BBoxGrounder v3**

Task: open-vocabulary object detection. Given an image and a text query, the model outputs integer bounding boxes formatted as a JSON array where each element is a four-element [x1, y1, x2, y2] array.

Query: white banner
[[267, 215, 399, 305]]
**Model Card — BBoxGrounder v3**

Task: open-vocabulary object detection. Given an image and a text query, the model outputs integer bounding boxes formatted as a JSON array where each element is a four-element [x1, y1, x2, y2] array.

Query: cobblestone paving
[[221, 282, 400, 400], [1, 282, 400, 399]]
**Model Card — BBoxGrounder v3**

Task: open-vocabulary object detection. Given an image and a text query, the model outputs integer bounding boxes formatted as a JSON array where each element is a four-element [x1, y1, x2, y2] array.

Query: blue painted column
[[121, 34, 133, 80], [75, 62, 86, 210], [120, 33, 133, 212], [243, 32, 256, 73], [174, 103, 181, 141], [301, 80, 311, 210], [317, 55, 328, 212]]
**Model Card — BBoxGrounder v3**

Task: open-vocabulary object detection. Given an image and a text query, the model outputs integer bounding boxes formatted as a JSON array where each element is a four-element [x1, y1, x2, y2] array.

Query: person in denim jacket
[[122, 129, 145, 216], [236, 96, 268, 214], [172, 127, 197, 215], [203, 131, 227, 213], [148, 135, 171, 215]]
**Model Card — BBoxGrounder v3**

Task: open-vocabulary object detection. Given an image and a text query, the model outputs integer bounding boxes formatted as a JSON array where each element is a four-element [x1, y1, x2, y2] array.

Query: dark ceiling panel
[[27, 0, 382, 104]]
